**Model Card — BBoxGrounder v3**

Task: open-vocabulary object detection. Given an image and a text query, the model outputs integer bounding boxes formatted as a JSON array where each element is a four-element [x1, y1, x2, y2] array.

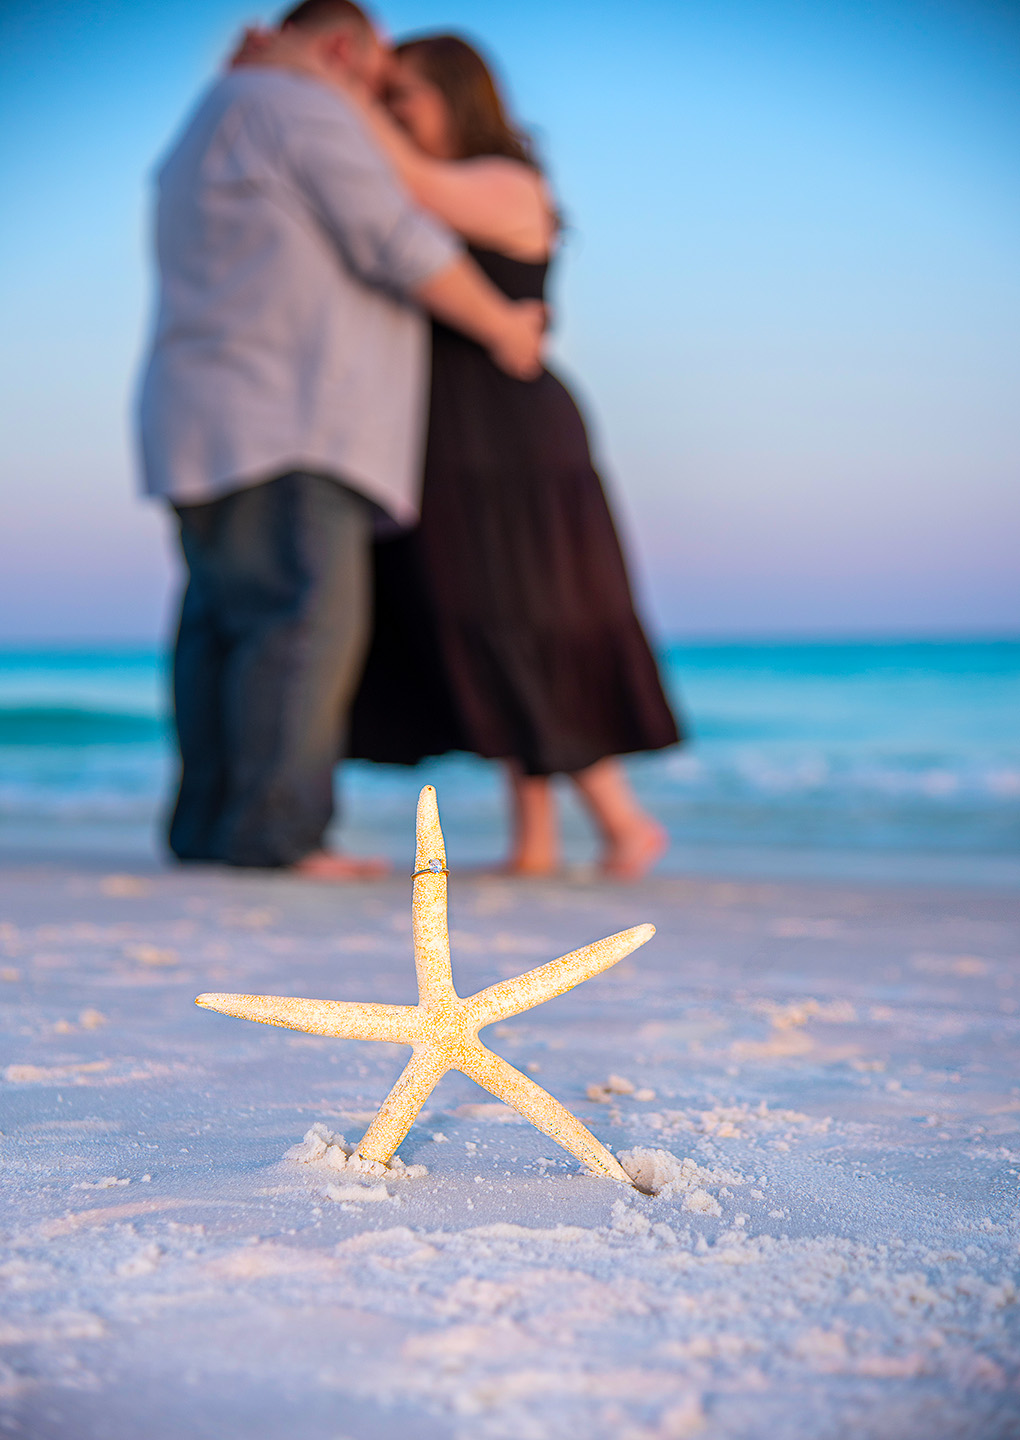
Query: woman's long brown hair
[[393, 34, 540, 170]]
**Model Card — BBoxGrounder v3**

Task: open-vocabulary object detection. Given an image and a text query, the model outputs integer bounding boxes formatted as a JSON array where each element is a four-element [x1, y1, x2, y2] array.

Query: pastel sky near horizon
[[1, 0, 1018, 642]]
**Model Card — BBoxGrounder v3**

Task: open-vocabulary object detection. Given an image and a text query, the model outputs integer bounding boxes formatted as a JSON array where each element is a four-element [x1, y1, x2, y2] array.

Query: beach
[[4, 0, 1017, 1427], [2, 856, 1018, 1439]]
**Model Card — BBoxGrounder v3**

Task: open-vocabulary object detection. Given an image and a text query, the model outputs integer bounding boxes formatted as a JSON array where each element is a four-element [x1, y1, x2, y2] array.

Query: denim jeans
[[168, 472, 372, 867]]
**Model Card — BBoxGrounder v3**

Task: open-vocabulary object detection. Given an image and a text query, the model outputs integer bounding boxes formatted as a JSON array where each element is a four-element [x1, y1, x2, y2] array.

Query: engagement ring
[[412, 858, 449, 879]]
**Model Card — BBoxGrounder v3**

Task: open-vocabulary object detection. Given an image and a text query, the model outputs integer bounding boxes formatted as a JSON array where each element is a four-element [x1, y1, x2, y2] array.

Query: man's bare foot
[[292, 850, 390, 881], [601, 820, 668, 881]]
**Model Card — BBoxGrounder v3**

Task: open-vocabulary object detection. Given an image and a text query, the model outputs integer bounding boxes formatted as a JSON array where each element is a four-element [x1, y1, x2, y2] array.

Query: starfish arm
[[355, 1045, 450, 1164], [458, 1044, 634, 1186], [194, 993, 421, 1044], [463, 924, 655, 1030], [412, 786, 455, 1004]]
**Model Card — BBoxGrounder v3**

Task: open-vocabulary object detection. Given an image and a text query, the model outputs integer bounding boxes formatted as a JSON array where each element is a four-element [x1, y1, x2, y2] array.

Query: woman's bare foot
[[291, 850, 390, 881], [457, 855, 559, 878], [495, 857, 560, 878], [600, 819, 668, 881], [567, 757, 668, 881], [502, 764, 561, 878]]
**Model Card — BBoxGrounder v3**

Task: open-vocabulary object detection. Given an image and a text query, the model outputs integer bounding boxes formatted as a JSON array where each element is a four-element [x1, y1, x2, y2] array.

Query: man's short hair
[[280, 0, 372, 34]]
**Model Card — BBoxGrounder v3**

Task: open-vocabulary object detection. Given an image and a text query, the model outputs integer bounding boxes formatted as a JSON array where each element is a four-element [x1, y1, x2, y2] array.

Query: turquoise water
[[0, 641, 1017, 882]]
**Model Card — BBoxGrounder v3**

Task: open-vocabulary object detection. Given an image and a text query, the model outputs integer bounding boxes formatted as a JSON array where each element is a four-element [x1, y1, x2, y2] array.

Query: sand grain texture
[[1, 864, 1018, 1439]]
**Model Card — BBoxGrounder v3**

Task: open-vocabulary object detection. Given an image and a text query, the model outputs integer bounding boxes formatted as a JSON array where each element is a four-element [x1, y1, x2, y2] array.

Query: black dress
[[349, 247, 681, 776]]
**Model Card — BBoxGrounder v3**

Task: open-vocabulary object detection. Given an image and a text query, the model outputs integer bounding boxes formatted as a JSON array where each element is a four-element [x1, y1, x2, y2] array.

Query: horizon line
[[0, 630, 1017, 655]]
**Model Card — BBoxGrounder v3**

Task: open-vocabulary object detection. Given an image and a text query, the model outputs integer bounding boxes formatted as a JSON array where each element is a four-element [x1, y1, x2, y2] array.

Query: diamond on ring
[[411, 858, 449, 879]]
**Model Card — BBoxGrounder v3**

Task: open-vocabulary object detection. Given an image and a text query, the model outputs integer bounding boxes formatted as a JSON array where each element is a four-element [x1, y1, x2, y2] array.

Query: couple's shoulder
[[161, 69, 361, 180], [204, 67, 359, 127]]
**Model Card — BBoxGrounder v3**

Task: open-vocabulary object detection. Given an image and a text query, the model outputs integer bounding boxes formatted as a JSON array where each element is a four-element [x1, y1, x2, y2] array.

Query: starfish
[[196, 786, 653, 1184]]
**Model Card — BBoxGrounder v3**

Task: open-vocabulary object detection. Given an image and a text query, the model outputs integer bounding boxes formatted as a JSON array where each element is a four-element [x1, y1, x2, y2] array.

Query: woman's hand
[[230, 27, 292, 69], [227, 26, 332, 85]]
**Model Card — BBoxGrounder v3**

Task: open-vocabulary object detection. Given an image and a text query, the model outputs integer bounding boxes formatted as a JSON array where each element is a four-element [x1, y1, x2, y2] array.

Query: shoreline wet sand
[[2, 862, 1018, 1438]]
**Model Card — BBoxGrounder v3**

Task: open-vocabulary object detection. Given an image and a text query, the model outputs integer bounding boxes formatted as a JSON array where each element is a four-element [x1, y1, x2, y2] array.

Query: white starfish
[[197, 786, 653, 1184]]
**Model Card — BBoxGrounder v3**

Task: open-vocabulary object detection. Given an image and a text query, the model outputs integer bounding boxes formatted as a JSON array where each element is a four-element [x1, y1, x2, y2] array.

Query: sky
[[0, 0, 1018, 643]]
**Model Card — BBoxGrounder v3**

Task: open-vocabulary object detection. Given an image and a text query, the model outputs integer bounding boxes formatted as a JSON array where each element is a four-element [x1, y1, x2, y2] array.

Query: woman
[[239, 30, 682, 876]]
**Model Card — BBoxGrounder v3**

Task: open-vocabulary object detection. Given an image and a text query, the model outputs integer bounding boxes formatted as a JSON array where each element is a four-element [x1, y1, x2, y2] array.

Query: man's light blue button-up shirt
[[138, 68, 460, 523]]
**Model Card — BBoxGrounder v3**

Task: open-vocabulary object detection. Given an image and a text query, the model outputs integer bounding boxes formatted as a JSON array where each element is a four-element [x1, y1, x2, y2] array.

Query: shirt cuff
[[371, 208, 462, 294]]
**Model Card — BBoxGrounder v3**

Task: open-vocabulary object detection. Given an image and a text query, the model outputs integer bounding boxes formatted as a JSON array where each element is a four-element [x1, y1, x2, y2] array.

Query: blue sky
[[1, 0, 1018, 641]]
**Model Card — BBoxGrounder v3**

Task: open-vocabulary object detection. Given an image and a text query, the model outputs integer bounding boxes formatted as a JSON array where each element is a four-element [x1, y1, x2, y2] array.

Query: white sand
[[1, 865, 1018, 1439]]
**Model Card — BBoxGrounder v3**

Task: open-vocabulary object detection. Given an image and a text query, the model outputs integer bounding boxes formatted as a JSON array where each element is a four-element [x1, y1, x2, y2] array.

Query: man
[[138, 0, 543, 877]]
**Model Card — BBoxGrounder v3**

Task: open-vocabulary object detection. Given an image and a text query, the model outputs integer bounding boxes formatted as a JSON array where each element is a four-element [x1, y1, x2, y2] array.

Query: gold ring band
[[412, 863, 449, 879]]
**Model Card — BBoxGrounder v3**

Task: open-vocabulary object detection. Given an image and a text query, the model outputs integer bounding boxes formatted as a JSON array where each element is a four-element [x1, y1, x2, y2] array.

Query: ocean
[[0, 640, 1017, 885]]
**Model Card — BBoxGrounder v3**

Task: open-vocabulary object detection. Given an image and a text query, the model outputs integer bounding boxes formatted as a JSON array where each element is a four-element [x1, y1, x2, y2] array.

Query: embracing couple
[[139, 0, 680, 881]]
